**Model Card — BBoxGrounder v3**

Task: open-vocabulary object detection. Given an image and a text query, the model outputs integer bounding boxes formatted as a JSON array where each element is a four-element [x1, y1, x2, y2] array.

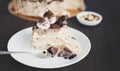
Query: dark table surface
[[0, 0, 120, 71]]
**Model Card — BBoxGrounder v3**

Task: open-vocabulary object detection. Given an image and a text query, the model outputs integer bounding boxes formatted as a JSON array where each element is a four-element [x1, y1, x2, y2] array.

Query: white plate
[[7, 27, 91, 69]]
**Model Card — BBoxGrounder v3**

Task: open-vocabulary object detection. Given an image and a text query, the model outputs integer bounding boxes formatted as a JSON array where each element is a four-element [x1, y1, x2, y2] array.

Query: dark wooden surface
[[0, 0, 120, 71]]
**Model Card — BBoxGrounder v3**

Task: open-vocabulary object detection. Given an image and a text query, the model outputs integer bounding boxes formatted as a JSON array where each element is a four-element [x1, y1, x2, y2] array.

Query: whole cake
[[31, 10, 81, 59], [8, 0, 86, 21]]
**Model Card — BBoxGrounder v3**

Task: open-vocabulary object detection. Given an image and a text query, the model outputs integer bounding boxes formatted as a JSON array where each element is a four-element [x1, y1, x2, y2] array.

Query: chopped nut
[[80, 14, 99, 21], [87, 14, 94, 21]]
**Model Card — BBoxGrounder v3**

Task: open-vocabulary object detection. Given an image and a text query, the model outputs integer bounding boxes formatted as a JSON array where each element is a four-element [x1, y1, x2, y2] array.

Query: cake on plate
[[31, 10, 81, 59], [8, 0, 86, 21]]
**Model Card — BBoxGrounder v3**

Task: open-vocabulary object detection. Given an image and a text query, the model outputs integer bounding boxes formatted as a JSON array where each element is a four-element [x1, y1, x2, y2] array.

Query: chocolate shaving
[[55, 16, 68, 25], [47, 46, 58, 57], [50, 24, 61, 29], [58, 47, 77, 59]]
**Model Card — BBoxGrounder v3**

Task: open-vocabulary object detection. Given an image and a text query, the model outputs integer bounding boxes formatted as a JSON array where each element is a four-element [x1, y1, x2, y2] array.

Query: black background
[[0, 0, 120, 71]]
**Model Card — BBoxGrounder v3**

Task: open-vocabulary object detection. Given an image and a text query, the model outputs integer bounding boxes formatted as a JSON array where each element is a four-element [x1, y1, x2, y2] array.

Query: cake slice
[[31, 10, 80, 59]]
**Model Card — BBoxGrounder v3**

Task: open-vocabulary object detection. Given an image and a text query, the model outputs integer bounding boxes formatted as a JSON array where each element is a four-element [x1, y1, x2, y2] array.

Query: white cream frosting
[[37, 18, 50, 30], [48, 16, 56, 24]]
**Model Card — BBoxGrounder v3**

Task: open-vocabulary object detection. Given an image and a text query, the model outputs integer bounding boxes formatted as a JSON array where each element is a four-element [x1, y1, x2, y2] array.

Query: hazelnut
[[81, 14, 99, 21]]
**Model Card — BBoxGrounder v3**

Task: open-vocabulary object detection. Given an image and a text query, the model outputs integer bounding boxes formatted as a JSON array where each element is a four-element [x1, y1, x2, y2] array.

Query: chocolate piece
[[58, 47, 77, 59], [55, 16, 68, 26], [64, 47, 72, 53], [50, 16, 67, 29], [50, 24, 61, 29], [47, 46, 58, 57], [68, 54, 77, 59], [43, 10, 54, 19]]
